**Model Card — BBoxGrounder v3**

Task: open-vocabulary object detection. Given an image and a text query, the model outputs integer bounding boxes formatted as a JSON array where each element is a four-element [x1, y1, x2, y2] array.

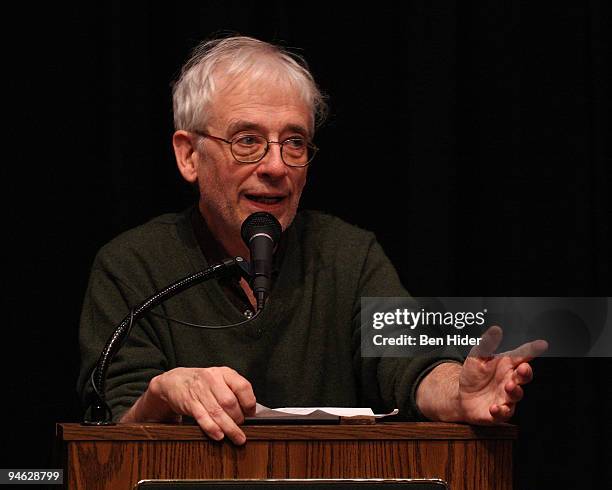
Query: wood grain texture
[[59, 423, 515, 490], [58, 422, 518, 441]]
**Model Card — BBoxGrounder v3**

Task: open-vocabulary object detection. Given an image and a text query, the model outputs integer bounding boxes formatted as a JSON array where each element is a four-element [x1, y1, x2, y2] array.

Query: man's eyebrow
[[286, 124, 310, 138], [226, 120, 264, 136], [226, 120, 311, 138]]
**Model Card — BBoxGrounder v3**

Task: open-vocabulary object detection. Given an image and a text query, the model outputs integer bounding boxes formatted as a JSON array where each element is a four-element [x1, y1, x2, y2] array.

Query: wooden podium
[[57, 422, 517, 489]]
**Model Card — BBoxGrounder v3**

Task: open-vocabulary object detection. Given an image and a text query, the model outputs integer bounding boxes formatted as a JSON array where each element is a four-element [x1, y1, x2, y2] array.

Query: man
[[78, 36, 546, 445]]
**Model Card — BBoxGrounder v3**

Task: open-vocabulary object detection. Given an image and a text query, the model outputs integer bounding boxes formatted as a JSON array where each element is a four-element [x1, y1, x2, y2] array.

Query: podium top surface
[[57, 422, 517, 442]]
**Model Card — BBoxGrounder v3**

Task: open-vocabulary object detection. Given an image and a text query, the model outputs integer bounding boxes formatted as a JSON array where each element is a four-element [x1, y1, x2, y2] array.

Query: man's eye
[[284, 138, 306, 149], [235, 135, 260, 146]]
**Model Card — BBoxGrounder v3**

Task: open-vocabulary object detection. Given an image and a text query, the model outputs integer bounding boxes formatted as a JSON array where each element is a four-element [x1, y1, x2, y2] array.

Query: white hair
[[172, 36, 328, 133]]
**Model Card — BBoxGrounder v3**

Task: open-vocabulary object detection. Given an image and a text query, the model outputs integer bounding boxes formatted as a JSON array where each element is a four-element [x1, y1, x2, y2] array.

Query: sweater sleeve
[[352, 236, 463, 419], [76, 247, 170, 422]]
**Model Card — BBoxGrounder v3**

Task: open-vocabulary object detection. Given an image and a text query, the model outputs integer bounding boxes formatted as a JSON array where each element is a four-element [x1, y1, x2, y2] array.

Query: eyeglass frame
[[191, 130, 318, 168]]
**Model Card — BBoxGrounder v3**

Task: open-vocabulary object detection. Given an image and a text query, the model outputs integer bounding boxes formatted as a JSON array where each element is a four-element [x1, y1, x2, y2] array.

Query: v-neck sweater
[[77, 208, 459, 420]]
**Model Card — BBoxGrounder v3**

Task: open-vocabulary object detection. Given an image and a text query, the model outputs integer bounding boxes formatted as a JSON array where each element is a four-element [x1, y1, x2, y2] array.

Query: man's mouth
[[245, 194, 286, 205]]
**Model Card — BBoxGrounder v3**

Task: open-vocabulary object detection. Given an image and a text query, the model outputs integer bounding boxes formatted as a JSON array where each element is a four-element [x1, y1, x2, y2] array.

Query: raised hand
[[416, 325, 548, 424], [457, 326, 548, 424]]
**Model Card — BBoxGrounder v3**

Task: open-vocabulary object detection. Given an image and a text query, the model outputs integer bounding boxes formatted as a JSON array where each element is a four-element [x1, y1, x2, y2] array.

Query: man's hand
[[457, 325, 548, 423], [120, 366, 256, 445], [416, 326, 548, 424]]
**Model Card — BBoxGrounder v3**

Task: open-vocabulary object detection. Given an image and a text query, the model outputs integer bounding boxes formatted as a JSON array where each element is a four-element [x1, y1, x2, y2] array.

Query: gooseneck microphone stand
[[84, 256, 252, 425]]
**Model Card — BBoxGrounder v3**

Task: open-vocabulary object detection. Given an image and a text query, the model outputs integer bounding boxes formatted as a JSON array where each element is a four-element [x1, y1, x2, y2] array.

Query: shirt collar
[[190, 206, 285, 277]]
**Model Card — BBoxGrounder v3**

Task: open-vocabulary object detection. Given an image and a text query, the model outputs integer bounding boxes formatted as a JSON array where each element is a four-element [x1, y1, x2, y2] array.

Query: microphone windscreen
[[240, 212, 282, 246]]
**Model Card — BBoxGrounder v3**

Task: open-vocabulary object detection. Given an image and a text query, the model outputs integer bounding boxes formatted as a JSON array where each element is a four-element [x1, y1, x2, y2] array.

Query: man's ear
[[173, 130, 200, 183]]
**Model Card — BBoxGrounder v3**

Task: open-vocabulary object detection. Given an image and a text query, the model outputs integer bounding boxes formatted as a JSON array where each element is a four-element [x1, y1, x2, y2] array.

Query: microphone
[[241, 212, 282, 311]]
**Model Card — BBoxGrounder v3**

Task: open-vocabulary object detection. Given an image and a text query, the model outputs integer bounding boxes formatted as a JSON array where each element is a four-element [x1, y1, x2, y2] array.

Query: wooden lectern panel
[[136, 481, 448, 489], [57, 423, 516, 490]]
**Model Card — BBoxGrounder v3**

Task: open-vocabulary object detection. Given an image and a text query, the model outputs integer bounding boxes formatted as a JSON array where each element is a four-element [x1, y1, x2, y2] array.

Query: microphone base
[[81, 420, 116, 426]]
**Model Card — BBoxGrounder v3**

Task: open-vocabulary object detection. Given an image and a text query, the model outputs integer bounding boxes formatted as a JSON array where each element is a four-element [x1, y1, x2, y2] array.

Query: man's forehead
[[208, 83, 313, 135], [214, 70, 301, 100], [211, 70, 311, 112]]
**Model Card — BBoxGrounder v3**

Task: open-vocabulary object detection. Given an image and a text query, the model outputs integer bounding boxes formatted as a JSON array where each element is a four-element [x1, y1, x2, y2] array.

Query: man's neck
[[217, 234, 250, 261], [190, 206, 257, 310], [198, 207, 250, 261]]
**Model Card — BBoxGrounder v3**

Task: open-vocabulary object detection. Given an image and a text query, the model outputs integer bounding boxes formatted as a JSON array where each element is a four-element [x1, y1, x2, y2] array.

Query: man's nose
[[256, 142, 288, 179]]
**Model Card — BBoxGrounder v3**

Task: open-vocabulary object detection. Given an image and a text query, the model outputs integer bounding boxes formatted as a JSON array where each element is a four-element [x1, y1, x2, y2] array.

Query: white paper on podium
[[255, 403, 398, 418]]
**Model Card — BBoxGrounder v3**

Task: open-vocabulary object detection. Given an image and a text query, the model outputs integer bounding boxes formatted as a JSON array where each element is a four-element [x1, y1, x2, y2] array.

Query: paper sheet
[[255, 403, 398, 418]]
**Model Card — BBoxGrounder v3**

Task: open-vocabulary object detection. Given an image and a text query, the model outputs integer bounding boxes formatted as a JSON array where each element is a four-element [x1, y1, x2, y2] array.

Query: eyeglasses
[[192, 130, 318, 168]]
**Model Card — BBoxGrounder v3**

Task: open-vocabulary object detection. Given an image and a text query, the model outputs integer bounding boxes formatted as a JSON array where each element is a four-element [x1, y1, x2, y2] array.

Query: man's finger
[[504, 381, 524, 403], [203, 401, 247, 445], [208, 375, 246, 424], [193, 377, 247, 445], [470, 325, 503, 358], [188, 382, 245, 444], [191, 405, 224, 441], [490, 403, 514, 422], [498, 339, 548, 364], [224, 369, 257, 417], [512, 362, 533, 385]]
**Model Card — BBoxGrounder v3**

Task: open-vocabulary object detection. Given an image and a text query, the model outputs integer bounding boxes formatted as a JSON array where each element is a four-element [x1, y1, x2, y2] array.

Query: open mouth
[[245, 194, 286, 205]]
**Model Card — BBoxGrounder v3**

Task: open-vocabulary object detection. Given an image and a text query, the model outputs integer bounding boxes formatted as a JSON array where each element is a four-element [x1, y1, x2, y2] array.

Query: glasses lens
[[282, 138, 311, 166], [231, 135, 267, 162]]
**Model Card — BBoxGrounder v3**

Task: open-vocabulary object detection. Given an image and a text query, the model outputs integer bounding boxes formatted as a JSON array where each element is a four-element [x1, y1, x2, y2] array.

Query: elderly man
[[78, 36, 545, 445]]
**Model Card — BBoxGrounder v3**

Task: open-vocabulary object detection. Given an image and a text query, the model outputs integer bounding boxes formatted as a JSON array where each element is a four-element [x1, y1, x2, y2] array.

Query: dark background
[[5, 1, 611, 488]]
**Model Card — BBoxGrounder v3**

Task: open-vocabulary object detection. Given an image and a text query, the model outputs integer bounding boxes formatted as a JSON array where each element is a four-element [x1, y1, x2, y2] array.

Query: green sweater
[[77, 208, 457, 420]]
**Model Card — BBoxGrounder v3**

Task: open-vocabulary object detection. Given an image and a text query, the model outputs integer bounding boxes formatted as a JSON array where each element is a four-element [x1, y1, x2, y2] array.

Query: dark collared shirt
[[190, 207, 284, 317]]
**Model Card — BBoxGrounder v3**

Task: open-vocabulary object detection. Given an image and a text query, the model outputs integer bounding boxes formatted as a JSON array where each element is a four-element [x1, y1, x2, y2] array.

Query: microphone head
[[241, 212, 282, 246]]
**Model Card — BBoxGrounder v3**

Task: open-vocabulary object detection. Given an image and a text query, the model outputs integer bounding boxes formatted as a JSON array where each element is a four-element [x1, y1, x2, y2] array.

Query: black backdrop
[[5, 1, 611, 488]]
